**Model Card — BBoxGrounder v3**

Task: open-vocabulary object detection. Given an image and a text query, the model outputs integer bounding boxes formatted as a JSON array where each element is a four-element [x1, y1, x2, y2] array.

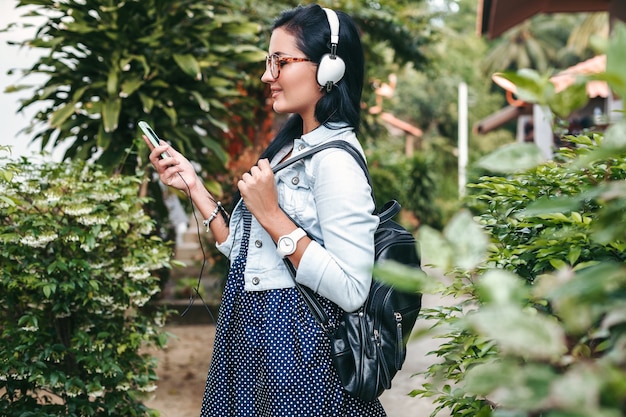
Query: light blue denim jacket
[[216, 123, 378, 312]]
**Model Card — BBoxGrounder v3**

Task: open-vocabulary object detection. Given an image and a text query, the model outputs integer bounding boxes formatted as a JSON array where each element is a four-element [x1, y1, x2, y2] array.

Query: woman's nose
[[261, 66, 274, 83]]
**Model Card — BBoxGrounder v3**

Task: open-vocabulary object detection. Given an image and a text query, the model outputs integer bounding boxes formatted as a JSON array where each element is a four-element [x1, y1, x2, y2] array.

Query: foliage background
[[384, 23, 626, 417], [0, 153, 173, 416], [2, 1, 622, 416]]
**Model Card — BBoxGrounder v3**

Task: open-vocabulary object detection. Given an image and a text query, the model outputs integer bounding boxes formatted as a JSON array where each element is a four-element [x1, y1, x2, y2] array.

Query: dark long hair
[[259, 4, 365, 162], [232, 4, 364, 209]]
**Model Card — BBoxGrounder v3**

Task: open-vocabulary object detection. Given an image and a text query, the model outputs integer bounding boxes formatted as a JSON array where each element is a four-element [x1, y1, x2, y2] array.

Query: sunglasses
[[266, 53, 312, 79]]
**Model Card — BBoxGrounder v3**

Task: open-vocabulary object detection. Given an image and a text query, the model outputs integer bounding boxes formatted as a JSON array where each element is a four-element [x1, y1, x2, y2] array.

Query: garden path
[[144, 292, 452, 417]]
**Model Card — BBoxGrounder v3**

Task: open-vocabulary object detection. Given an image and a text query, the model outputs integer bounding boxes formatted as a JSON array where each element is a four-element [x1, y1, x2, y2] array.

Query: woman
[[144, 4, 384, 416]]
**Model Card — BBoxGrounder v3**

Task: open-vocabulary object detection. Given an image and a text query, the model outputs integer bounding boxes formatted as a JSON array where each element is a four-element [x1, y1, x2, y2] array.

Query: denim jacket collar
[[297, 123, 352, 148]]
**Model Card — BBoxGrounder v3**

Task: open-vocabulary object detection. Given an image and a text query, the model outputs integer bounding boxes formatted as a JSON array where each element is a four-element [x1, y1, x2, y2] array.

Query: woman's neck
[[301, 114, 320, 135]]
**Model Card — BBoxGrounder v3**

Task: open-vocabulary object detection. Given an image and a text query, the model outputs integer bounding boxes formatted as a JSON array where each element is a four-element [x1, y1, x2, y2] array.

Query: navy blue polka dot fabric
[[200, 208, 386, 416]]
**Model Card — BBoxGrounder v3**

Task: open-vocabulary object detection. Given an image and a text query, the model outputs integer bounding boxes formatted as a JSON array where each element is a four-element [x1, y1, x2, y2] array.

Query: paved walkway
[[379, 293, 452, 417], [161, 257, 455, 417]]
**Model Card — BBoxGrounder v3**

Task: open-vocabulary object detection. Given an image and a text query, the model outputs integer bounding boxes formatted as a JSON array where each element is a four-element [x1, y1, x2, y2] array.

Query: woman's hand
[[238, 159, 281, 223], [142, 136, 199, 195]]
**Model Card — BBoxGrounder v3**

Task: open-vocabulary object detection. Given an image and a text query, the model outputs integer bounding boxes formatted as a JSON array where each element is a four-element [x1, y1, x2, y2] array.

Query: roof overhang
[[478, 0, 612, 39], [474, 104, 532, 135]]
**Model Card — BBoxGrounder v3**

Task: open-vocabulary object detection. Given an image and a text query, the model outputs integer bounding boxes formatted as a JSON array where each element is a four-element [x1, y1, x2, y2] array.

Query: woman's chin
[[272, 102, 288, 114]]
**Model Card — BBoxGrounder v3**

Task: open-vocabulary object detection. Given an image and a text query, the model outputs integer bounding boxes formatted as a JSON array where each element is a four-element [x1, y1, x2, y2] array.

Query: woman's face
[[261, 27, 323, 130]]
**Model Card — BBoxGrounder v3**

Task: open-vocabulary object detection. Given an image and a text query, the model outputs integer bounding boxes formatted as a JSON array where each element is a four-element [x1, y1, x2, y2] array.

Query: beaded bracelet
[[203, 201, 229, 232]]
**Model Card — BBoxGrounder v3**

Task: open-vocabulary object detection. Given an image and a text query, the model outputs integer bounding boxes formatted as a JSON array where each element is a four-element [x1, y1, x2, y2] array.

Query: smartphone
[[138, 121, 170, 159]]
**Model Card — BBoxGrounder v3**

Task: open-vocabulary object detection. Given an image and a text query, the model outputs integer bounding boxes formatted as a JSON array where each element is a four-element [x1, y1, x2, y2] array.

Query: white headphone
[[317, 8, 346, 92]]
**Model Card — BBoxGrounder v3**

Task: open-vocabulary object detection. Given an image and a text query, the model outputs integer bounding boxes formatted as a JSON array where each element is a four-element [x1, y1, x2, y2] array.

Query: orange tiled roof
[[492, 55, 610, 101]]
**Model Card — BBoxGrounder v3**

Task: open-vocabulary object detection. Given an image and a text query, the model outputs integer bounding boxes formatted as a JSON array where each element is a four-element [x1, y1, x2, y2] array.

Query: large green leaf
[[533, 262, 626, 333], [120, 77, 144, 98], [574, 120, 626, 166], [190, 91, 210, 112], [476, 269, 529, 306], [50, 103, 76, 128], [444, 209, 489, 270], [463, 359, 556, 410], [494, 69, 554, 104], [106, 67, 118, 96], [138, 93, 154, 113], [476, 142, 546, 173], [466, 305, 567, 360], [521, 195, 584, 216], [102, 99, 121, 133], [606, 22, 626, 99], [416, 225, 454, 271], [550, 80, 588, 119], [418, 209, 488, 271], [374, 260, 435, 294], [173, 54, 202, 80]]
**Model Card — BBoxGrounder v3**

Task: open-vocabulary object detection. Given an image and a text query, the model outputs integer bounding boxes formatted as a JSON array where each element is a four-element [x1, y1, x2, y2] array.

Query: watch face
[[278, 236, 295, 254]]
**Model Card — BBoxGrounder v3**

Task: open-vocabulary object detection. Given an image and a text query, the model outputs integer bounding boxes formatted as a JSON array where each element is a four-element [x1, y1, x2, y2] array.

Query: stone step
[[181, 230, 203, 244], [174, 243, 205, 263]]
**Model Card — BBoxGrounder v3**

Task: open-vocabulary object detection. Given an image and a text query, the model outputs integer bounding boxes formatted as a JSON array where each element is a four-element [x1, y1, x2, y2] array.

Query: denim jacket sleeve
[[215, 127, 378, 313], [294, 143, 378, 312]]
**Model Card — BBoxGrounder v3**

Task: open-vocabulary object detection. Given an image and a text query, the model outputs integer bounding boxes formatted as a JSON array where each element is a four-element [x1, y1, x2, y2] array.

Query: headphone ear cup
[[317, 53, 346, 88]]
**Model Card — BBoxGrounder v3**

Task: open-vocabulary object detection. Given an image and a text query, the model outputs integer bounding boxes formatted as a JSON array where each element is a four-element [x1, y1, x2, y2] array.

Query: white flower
[[138, 384, 157, 393], [93, 295, 115, 305], [130, 271, 151, 281], [154, 313, 166, 327], [88, 389, 105, 398], [44, 191, 62, 202], [80, 243, 100, 252], [20, 326, 39, 332], [91, 260, 113, 269], [19, 182, 40, 194], [123, 264, 141, 273], [97, 230, 111, 239], [138, 223, 154, 235], [20, 232, 58, 248], [92, 192, 118, 202], [64, 205, 93, 216], [132, 295, 151, 307], [77, 214, 108, 226], [116, 382, 130, 391]]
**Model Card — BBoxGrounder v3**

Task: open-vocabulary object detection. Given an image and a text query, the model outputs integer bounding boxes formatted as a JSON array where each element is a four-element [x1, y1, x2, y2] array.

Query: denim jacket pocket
[[277, 163, 312, 214]]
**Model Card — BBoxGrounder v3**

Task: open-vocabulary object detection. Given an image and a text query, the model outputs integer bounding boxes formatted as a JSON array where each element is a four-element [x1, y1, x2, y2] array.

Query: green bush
[[467, 134, 626, 283], [411, 137, 626, 417], [0, 156, 172, 416], [370, 153, 443, 230], [378, 22, 626, 417]]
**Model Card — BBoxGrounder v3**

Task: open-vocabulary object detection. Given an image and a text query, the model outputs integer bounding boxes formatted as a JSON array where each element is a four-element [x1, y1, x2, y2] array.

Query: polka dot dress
[[200, 208, 387, 417]]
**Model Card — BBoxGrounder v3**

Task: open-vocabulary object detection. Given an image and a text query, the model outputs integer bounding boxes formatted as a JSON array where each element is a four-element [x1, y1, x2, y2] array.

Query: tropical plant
[[4, 0, 441, 228], [0, 154, 174, 416], [5, 0, 265, 179], [4, 0, 437, 171], [369, 153, 442, 229], [566, 12, 610, 56], [375, 22, 626, 417], [481, 13, 592, 75], [373, 0, 510, 223]]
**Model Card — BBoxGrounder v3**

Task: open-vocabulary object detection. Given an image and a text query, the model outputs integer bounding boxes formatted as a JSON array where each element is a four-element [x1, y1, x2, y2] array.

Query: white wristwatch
[[276, 228, 307, 258]]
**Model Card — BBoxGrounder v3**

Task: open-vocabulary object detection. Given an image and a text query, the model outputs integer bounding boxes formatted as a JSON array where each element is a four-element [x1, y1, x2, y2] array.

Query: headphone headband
[[317, 7, 346, 91], [322, 8, 340, 49]]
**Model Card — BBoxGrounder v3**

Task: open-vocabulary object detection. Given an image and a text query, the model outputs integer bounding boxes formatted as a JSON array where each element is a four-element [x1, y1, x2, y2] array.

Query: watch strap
[[288, 227, 307, 243], [277, 227, 307, 258]]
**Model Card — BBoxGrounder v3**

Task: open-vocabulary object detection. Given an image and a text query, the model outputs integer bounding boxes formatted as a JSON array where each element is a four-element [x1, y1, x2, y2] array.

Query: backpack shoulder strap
[[272, 140, 375, 201]]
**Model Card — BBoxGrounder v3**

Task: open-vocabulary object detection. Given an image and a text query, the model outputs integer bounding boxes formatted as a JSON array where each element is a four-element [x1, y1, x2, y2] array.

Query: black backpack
[[274, 140, 423, 401]]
